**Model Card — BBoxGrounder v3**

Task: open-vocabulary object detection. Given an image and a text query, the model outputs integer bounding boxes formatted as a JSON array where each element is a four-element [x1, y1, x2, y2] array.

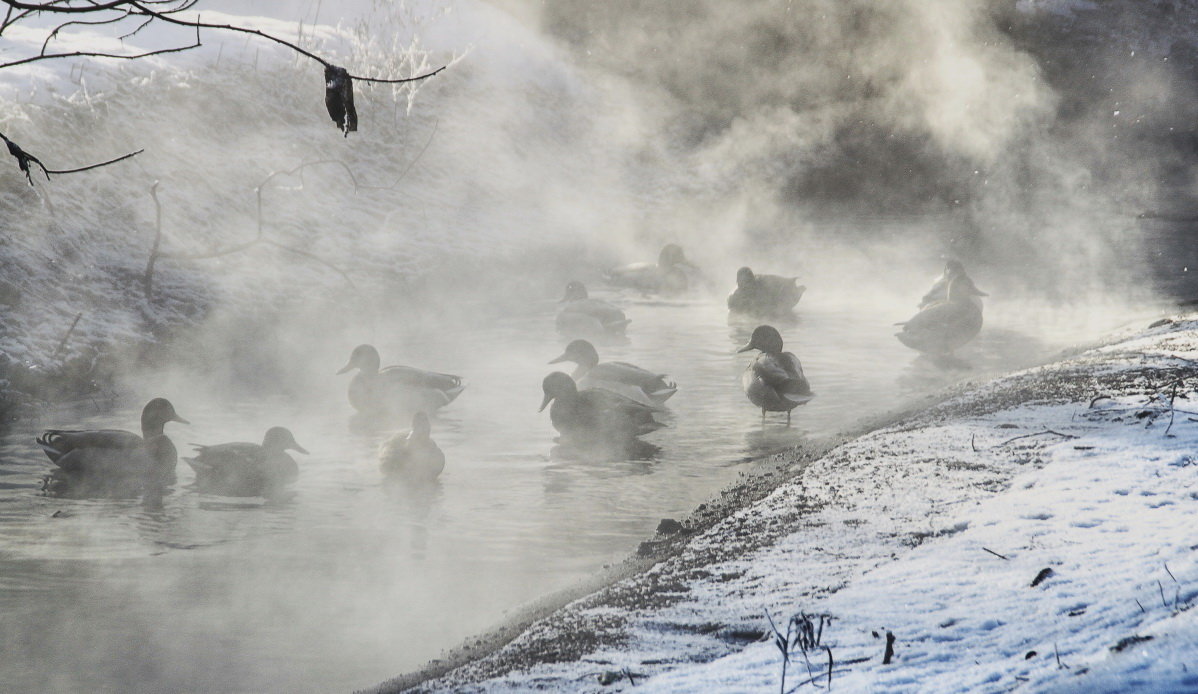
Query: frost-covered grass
[[393, 318, 1198, 693]]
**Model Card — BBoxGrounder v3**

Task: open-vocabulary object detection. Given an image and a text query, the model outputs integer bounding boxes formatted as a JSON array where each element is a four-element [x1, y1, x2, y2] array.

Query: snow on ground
[[390, 317, 1198, 693]]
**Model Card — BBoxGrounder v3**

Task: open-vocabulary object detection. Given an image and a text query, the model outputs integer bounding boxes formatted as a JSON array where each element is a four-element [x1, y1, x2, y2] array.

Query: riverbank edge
[[362, 315, 1183, 693]]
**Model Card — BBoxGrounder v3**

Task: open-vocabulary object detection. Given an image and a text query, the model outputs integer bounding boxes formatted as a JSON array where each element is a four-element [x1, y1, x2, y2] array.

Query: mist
[[2, 1, 1196, 692]]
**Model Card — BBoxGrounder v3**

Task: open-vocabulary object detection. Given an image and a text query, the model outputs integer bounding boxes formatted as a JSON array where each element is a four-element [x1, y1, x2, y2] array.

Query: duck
[[896, 273, 987, 355], [737, 325, 814, 424], [379, 411, 445, 482], [37, 397, 188, 496], [539, 372, 664, 444], [184, 427, 307, 497], [337, 344, 464, 416], [555, 281, 631, 338], [919, 260, 982, 310], [549, 339, 676, 406], [603, 244, 693, 294], [727, 267, 806, 316]]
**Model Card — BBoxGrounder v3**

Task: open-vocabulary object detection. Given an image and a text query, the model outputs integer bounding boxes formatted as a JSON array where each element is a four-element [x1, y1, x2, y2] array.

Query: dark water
[[0, 285, 1154, 693]]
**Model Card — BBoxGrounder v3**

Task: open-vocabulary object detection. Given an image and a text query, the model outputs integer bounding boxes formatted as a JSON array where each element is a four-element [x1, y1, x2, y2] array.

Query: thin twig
[[52, 312, 82, 359], [993, 430, 1078, 448], [982, 547, 1009, 560]]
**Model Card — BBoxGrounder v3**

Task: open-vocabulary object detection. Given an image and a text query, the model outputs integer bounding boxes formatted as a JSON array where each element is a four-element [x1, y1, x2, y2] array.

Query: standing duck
[[896, 273, 987, 355], [539, 372, 664, 444], [727, 267, 806, 316], [737, 325, 813, 424], [185, 427, 307, 497], [603, 244, 693, 294], [919, 260, 982, 310], [37, 398, 188, 496], [555, 281, 631, 338], [549, 339, 676, 405], [337, 344, 464, 416], [379, 412, 444, 483]]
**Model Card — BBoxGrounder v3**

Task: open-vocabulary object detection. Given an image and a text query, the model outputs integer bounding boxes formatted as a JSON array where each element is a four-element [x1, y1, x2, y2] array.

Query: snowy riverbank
[[375, 316, 1198, 693]]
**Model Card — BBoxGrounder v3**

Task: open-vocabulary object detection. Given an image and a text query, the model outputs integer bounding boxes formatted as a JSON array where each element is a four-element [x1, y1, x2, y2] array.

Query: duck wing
[[379, 365, 462, 392], [185, 442, 262, 473], [589, 362, 675, 396], [37, 429, 143, 467], [752, 353, 813, 402], [579, 388, 665, 437]]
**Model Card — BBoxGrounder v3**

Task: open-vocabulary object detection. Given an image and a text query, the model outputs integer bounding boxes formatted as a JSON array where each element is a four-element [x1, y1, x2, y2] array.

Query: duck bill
[[291, 444, 310, 455], [548, 353, 570, 365], [538, 394, 553, 412], [172, 415, 190, 425], [735, 343, 755, 354], [335, 361, 353, 375], [973, 288, 989, 297]]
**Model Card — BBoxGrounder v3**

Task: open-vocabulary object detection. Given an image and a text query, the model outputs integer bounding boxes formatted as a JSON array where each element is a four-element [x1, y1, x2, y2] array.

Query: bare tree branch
[[1, 130, 143, 184]]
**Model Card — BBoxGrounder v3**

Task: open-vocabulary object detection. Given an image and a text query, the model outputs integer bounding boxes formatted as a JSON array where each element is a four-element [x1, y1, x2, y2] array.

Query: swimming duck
[[919, 260, 982, 310], [539, 371, 664, 443], [604, 244, 693, 294], [737, 325, 813, 424], [555, 281, 631, 338], [185, 427, 307, 497], [337, 344, 464, 415], [379, 411, 445, 482], [896, 273, 987, 355], [37, 397, 188, 496], [727, 267, 806, 316], [549, 339, 677, 405]]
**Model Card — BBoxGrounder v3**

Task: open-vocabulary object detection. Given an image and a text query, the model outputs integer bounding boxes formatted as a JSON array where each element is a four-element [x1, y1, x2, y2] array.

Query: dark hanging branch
[[0, 131, 143, 185]]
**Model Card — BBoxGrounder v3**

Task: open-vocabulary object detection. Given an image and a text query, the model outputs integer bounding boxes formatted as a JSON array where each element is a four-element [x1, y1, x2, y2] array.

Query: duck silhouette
[[604, 244, 693, 294], [727, 267, 805, 317], [337, 344, 464, 416], [539, 372, 664, 445], [379, 411, 445, 483], [549, 339, 676, 406], [555, 281, 631, 338], [737, 325, 813, 424], [185, 427, 307, 497], [38, 398, 188, 497], [897, 273, 987, 355]]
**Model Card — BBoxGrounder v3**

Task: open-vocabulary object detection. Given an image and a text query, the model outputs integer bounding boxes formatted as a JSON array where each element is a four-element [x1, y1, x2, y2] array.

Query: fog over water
[[0, 0, 1195, 692]]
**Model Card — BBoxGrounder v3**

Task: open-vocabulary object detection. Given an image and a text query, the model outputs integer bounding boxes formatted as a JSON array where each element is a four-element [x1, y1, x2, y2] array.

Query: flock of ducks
[[35, 247, 986, 501]]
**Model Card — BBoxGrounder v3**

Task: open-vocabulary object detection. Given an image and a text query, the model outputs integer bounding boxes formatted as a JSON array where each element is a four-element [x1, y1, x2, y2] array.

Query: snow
[[400, 318, 1198, 693]]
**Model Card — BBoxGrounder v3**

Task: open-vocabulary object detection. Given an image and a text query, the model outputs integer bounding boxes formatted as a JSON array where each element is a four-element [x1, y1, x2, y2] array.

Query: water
[[0, 286, 1151, 693]]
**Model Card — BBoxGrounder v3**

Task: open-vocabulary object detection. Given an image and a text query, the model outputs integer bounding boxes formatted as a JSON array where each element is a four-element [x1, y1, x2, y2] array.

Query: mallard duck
[[603, 244, 693, 294], [379, 411, 444, 482], [37, 398, 188, 496], [737, 325, 813, 424], [896, 273, 987, 355], [539, 372, 664, 443], [549, 339, 676, 405], [337, 344, 464, 415], [185, 427, 307, 497], [727, 267, 805, 316], [555, 281, 631, 337], [919, 260, 982, 310]]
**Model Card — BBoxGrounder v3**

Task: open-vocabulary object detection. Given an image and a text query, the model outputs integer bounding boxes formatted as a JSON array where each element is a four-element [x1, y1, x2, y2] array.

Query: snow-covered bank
[[379, 317, 1198, 693]]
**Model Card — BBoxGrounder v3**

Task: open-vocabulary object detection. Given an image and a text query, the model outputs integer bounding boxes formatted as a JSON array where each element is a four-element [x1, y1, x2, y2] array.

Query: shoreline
[[366, 313, 1194, 693]]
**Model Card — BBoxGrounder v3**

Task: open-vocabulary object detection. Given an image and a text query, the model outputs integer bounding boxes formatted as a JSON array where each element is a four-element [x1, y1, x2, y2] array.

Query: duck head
[[408, 411, 432, 440], [560, 281, 589, 302], [735, 267, 756, 289], [539, 372, 579, 412], [737, 325, 785, 355], [548, 339, 600, 369], [141, 398, 188, 437], [946, 274, 987, 303], [337, 344, 381, 375], [944, 259, 966, 278], [262, 426, 308, 454], [659, 244, 692, 269]]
